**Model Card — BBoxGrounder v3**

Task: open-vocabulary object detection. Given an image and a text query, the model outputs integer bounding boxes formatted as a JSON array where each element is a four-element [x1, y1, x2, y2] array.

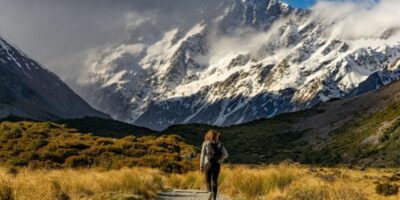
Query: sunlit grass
[[0, 164, 399, 200]]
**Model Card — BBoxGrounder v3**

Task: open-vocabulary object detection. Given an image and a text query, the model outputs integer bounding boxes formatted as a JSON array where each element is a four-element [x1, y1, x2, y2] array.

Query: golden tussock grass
[[0, 163, 399, 200]]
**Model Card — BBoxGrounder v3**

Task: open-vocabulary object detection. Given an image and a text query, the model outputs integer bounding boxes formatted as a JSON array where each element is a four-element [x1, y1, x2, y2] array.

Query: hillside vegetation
[[0, 121, 196, 172], [317, 98, 400, 166], [163, 114, 307, 164], [57, 116, 157, 138], [3, 82, 400, 170], [164, 81, 400, 167], [163, 111, 324, 165], [0, 163, 398, 200], [1, 116, 157, 138]]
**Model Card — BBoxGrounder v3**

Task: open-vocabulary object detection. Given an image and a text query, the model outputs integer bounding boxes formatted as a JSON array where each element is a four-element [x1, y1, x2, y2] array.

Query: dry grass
[[0, 167, 164, 200], [0, 164, 399, 200]]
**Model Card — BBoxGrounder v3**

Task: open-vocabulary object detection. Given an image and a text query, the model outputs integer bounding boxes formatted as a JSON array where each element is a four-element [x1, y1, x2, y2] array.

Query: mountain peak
[[241, 0, 290, 9], [82, 0, 400, 130], [218, 0, 294, 31]]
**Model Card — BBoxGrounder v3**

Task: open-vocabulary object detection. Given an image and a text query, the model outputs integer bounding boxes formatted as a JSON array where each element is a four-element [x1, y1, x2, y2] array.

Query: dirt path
[[157, 190, 229, 200]]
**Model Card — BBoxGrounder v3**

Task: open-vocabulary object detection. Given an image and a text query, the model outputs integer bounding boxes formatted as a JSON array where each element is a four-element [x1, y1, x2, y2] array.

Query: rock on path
[[157, 190, 229, 200]]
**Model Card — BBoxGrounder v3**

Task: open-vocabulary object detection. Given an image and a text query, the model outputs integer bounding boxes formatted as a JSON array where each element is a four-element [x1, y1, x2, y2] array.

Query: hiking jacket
[[200, 141, 228, 169]]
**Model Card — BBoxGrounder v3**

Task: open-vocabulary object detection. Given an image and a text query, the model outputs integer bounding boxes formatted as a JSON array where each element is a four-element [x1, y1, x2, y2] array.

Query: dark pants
[[205, 162, 220, 200]]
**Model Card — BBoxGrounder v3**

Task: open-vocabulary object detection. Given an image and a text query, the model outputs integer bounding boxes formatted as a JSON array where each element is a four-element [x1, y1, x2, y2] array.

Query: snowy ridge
[[82, 0, 400, 130]]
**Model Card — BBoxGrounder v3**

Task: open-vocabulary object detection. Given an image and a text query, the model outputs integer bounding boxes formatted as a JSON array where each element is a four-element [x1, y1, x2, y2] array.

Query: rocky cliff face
[[0, 37, 109, 120], [82, 0, 400, 130]]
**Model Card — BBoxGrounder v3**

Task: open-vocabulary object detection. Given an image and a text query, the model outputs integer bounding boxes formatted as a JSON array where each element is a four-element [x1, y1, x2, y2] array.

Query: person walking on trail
[[200, 130, 228, 200]]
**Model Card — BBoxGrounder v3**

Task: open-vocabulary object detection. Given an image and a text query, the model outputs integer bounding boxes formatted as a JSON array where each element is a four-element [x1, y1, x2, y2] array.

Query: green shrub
[[8, 157, 28, 167], [33, 139, 49, 150], [2, 127, 22, 139], [54, 149, 79, 160], [0, 121, 197, 171], [25, 131, 48, 139], [41, 152, 65, 164], [51, 180, 70, 200], [160, 161, 184, 173], [65, 155, 94, 168], [389, 173, 400, 181], [122, 135, 137, 142], [61, 143, 89, 150], [0, 180, 13, 200], [375, 182, 399, 196], [28, 160, 63, 169], [19, 151, 39, 161], [7, 167, 18, 176], [95, 138, 114, 146], [105, 146, 123, 154]]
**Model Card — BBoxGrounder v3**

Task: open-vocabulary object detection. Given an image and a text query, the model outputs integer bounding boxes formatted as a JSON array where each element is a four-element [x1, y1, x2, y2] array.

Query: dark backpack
[[206, 142, 223, 163]]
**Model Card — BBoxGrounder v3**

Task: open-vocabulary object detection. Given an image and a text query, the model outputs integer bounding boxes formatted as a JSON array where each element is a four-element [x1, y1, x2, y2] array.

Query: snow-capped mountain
[[82, 0, 400, 130], [0, 36, 109, 120]]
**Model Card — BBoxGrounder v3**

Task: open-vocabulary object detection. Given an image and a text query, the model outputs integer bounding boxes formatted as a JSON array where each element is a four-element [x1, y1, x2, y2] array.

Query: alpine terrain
[[82, 0, 400, 130], [0, 37, 109, 120], [164, 80, 400, 167]]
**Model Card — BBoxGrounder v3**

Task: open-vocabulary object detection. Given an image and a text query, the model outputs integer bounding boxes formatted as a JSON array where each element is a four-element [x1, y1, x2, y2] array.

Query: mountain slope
[[0, 37, 109, 120], [83, 0, 400, 130], [163, 80, 400, 167], [57, 117, 157, 138]]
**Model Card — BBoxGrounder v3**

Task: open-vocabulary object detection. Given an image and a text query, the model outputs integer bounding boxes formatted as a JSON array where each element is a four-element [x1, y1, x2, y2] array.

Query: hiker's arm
[[200, 142, 206, 169], [221, 146, 228, 162]]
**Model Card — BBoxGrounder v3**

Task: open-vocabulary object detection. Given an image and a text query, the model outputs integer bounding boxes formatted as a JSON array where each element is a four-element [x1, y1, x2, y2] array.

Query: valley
[[0, 0, 400, 199]]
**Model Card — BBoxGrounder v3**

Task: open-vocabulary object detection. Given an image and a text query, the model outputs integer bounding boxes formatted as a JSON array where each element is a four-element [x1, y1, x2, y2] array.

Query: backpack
[[206, 142, 223, 163]]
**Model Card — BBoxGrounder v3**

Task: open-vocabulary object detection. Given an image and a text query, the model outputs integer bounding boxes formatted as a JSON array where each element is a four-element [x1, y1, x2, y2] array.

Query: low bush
[[65, 155, 94, 168], [375, 182, 399, 196], [0, 180, 13, 200], [1, 127, 22, 139], [51, 181, 70, 200], [0, 121, 198, 171]]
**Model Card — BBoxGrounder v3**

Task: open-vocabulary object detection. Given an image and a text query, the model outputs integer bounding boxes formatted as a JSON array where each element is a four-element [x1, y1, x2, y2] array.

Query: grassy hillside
[[57, 116, 157, 138], [0, 120, 197, 172], [163, 112, 311, 164], [1, 115, 157, 138], [164, 81, 400, 167], [316, 99, 400, 167]]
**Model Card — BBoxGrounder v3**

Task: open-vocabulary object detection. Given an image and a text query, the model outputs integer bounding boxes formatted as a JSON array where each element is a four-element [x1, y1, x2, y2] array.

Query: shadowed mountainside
[[57, 116, 157, 138], [0, 37, 109, 121], [163, 80, 400, 167]]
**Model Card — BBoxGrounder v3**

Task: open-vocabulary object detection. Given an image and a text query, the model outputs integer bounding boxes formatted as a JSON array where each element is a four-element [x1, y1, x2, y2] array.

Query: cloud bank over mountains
[[0, 0, 226, 89], [0, 0, 397, 93], [313, 0, 399, 41]]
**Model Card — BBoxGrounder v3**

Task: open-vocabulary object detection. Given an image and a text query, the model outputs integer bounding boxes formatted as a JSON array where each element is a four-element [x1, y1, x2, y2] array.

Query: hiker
[[200, 130, 228, 200]]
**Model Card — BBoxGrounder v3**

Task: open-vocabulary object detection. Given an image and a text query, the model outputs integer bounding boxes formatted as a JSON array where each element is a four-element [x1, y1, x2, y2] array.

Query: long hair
[[204, 129, 221, 142]]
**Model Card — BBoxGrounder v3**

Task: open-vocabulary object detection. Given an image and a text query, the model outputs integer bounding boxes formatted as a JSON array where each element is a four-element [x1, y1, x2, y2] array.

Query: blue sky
[[282, 0, 317, 8], [283, 0, 381, 9]]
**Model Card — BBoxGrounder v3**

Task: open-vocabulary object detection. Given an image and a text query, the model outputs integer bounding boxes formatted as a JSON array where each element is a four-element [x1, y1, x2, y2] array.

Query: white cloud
[[312, 0, 400, 40], [0, 0, 226, 93], [124, 12, 154, 32]]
